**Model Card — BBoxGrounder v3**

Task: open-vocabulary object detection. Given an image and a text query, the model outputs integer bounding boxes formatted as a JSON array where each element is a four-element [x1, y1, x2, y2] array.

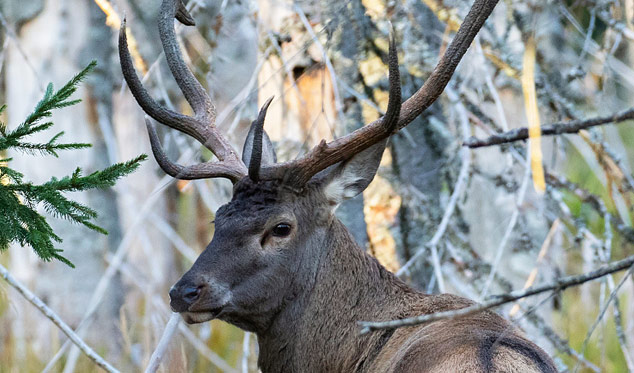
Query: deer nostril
[[169, 283, 204, 313], [182, 285, 202, 303]]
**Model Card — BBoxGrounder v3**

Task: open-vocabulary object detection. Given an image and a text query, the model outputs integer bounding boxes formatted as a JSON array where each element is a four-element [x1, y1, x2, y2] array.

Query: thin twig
[[150, 215, 198, 262], [463, 107, 634, 148], [177, 323, 240, 373], [475, 38, 509, 132], [359, 255, 634, 333], [524, 311, 600, 372], [0, 264, 119, 373], [573, 265, 634, 373], [509, 219, 560, 317], [479, 149, 531, 299], [145, 313, 181, 373], [396, 89, 472, 280], [0, 11, 45, 90], [595, 217, 634, 371], [242, 332, 252, 373], [610, 282, 634, 371]]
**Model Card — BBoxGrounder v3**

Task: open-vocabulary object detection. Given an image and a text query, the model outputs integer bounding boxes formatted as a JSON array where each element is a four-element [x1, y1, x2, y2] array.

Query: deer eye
[[271, 223, 292, 237]]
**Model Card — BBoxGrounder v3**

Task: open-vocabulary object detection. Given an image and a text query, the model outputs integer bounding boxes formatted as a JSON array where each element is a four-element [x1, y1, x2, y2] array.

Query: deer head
[[120, 0, 498, 332]]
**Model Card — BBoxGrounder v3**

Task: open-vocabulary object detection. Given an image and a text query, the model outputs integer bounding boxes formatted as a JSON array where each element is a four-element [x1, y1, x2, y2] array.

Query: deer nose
[[169, 284, 203, 313]]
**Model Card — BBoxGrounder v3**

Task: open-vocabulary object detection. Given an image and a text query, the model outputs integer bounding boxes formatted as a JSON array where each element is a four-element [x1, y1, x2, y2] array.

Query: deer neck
[[256, 218, 420, 372]]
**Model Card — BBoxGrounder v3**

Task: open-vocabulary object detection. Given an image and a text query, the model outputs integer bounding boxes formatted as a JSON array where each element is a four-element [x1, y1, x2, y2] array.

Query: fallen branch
[[463, 107, 634, 148], [0, 263, 119, 373], [359, 255, 634, 333]]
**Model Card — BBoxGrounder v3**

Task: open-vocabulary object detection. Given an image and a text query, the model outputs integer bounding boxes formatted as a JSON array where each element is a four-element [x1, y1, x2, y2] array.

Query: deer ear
[[242, 124, 277, 167], [320, 139, 387, 207]]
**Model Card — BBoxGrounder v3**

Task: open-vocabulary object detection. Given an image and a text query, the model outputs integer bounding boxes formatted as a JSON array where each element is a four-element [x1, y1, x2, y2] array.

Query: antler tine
[[395, 0, 498, 127], [146, 118, 245, 181], [158, 0, 215, 123], [119, 19, 209, 145], [248, 97, 274, 182], [156, 0, 243, 164], [175, 0, 196, 26], [259, 0, 498, 187]]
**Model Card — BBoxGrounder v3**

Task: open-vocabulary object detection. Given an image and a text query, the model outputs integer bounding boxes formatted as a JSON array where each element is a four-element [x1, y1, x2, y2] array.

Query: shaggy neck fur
[[255, 218, 419, 372]]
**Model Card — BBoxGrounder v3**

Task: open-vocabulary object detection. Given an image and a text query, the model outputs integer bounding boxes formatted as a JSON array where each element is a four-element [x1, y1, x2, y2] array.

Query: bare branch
[[0, 264, 119, 373], [43, 173, 181, 372], [463, 107, 634, 148], [480, 151, 532, 299], [396, 88, 471, 282], [145, 313, 181, 373], [115, 261, 238, 373], [575, 265, 634, 372], [177, 323, 239, 373], [359, 255, 634, 333]]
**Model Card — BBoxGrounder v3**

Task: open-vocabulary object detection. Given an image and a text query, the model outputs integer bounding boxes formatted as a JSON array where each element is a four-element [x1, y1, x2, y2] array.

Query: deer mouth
[[181, 307, 223, 324]]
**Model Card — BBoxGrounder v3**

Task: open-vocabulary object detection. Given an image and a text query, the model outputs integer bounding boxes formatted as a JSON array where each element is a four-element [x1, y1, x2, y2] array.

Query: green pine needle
[[0, 62, 146, 267]]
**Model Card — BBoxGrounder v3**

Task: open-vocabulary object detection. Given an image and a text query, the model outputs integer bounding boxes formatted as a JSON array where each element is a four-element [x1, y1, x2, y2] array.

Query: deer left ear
[[319, 139, 387, 207]]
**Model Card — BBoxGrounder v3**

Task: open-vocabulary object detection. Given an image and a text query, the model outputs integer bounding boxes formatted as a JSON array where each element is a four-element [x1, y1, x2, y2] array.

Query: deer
[[119, 0, 556, 371]]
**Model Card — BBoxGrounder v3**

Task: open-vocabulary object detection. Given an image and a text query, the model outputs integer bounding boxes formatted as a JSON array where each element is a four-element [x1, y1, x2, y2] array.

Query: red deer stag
[[120, 0, 556, 371]]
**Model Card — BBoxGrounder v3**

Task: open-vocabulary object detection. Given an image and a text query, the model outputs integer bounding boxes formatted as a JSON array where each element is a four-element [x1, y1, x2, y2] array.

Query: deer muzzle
[[169, 277, 232, 324]]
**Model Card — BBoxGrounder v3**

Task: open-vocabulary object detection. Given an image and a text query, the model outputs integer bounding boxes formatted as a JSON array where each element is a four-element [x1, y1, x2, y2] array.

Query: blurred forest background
[[1, 0, 634, 372]]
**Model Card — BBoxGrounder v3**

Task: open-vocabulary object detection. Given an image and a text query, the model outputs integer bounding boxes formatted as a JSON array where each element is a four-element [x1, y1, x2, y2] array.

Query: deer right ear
[[242, 122, 277, 167], [319, 138, 387, 209]]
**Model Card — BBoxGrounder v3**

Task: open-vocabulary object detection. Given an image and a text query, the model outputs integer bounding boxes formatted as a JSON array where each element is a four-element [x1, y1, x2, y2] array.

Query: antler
[[248, 97, 274, 182], [258, 0, 500, 187], [121, 0, 498, 186], [119, 0, 247, 182]]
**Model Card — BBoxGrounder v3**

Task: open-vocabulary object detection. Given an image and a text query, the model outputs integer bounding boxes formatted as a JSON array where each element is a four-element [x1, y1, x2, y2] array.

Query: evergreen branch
[[40, 154, 147, 192], [0, 192, 66, 265], [21, 61, 96, 128], [0, 164, 23, 183], [0, 61, 147, 266], [0, 62, 96, 155], [4, 155, 147, 264], [8, 140, 91, 157]]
